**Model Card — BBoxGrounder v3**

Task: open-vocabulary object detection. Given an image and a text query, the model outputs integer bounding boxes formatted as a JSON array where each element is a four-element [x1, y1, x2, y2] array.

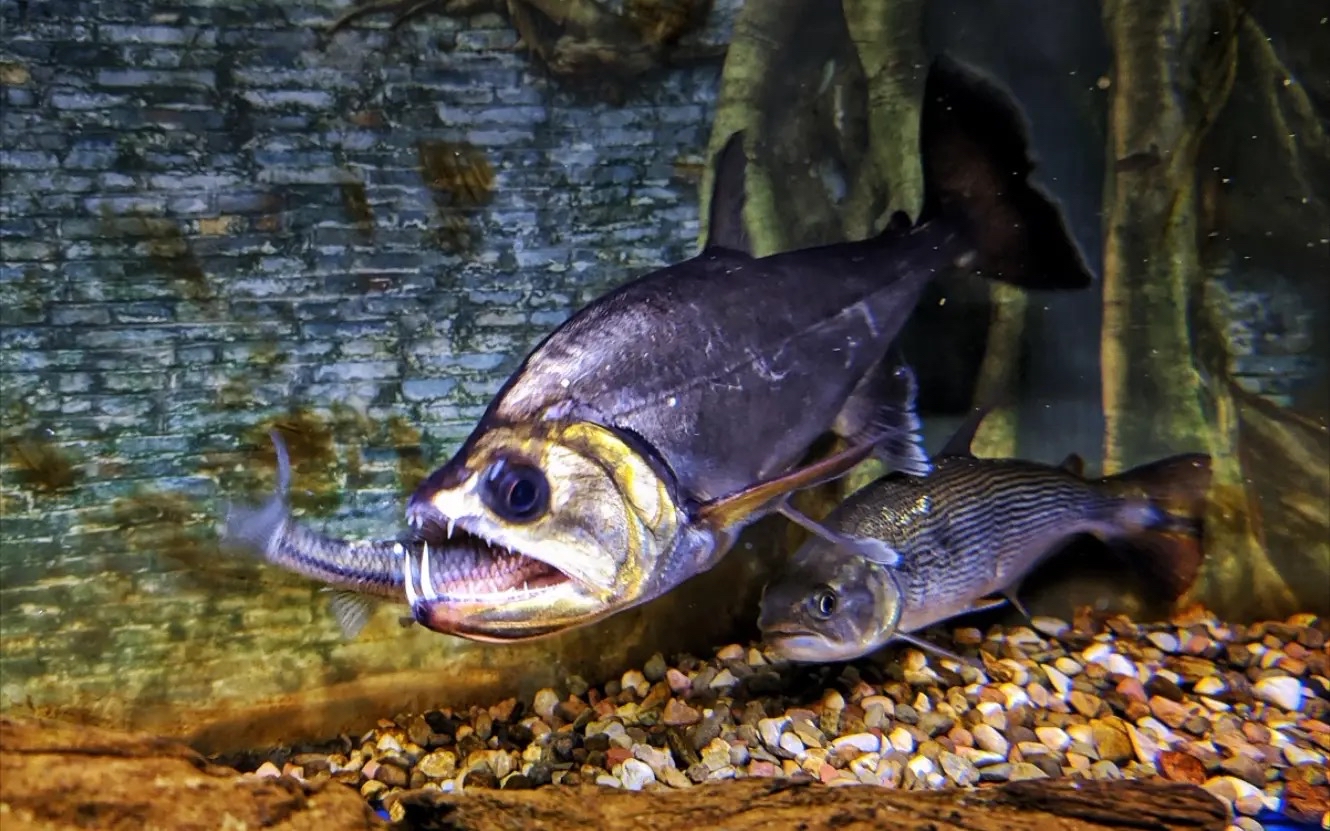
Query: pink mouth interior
[[413, 518, 569, 599]]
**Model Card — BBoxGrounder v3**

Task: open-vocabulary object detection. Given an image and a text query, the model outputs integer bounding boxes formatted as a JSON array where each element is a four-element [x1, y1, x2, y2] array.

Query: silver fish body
[[759, 434, 1211, 663]]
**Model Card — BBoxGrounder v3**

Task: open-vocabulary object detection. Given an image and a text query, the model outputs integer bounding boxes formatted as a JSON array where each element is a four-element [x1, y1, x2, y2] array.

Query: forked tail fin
[[918, 55, 1094, 291], [1104, 453, 1213, 598]]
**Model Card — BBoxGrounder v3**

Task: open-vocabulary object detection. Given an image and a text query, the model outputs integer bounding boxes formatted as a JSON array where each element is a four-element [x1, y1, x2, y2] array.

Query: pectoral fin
[[834, 348, 931, 477], [894, 633, 982, 669], [323, 588, 380, 639], [693, 440, 877, 531], [777, 504, 901, 566]]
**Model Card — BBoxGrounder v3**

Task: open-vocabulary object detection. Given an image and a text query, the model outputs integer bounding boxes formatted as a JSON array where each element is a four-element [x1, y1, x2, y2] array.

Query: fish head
[[758, 543, 904, 663], [403, 419, 690, 639]]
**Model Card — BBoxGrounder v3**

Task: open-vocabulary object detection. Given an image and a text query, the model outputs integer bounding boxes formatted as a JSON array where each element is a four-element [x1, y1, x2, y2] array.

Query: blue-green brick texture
[[0, 0, 740, 734]]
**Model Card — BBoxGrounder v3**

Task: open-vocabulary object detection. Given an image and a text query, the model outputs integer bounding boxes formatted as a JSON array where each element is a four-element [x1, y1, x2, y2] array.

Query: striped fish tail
[[1102, 453, 1213, 598]]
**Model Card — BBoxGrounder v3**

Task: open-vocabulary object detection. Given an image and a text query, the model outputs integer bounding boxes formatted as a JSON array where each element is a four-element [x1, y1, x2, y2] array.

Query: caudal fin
[[219, 430, 293, 559], [1104, 453, 1213, 598], [919, 55, 1094, 291]]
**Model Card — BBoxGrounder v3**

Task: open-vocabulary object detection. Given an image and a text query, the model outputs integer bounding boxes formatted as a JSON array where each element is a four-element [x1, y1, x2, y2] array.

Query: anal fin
[[834, 348, 931, 477], [323, 588, 380, 640]]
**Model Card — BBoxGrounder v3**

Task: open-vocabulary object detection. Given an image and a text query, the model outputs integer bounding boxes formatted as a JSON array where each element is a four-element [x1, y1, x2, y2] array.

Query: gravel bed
[[223, 609, 1329, 831]]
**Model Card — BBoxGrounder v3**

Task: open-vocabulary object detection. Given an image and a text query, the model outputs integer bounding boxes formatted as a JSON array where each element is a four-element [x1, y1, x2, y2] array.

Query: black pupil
[[507, 477, 537, 513], [483, 461, 548, 522], [817, 590, 836, 616]]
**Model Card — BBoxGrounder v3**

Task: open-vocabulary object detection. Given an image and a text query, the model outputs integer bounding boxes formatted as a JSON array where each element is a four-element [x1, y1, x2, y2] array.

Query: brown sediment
[[99, 209, 214, 303], [339, 180, 376, 241], [2, 432, 82, 494]]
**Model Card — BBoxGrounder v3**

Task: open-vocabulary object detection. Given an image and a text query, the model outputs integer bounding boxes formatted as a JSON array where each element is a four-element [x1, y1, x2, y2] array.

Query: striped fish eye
[[810, 585, 838, 619]]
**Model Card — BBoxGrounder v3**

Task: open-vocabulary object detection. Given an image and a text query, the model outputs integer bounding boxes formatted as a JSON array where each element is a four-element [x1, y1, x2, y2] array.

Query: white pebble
[[832, 733, 881, 755], [1147, 632, 1179, 653], [758, 716, 790, 750], [254, 761, 282, 779], [888, 727, 915, 754], [958, 747, 1007, 767], [779, 732, 807, 759], [1104, 654, 1137, 678], [533, 688, 559, 721], [1055, 657, 1083, 675], [376, 734, 403, 754], [1194, 676, 1227, 696], [1031, 616, 1069, 638], [1254, 676, 1303, 712], [618, 759, 655, 791], [1284, 744, 1325, 766], [907, 755, 935, 778], [621, 669, 649, 697], [595, 773, 623, 789], [1081, 642, 1112, 664], [1000, 682, 1030, 709], [972, 724, 1009, 757], [716, 643, 745, 660], [710, 668, 739, 690], [1043, 665, 1072, 698], [1035, 726, 1071, 753]]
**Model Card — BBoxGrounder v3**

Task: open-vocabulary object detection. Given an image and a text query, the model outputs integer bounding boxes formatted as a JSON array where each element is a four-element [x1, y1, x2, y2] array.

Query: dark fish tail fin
[[702, 131, 752, 255], [219, 430, 293, 560], [1103, 453, 1213, 598], [918, 55, 1094, 291]]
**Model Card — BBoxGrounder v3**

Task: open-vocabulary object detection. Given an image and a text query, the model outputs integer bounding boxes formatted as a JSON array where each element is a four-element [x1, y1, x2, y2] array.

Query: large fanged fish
[[757, 410, 1214, 664], [223, 55, 1094, 641]]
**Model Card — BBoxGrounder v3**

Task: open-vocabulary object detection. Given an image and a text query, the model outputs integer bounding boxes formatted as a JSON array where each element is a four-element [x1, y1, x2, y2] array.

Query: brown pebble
[[1158, 750, 1206, 784], [662, 698, 702, 727], [1091, 719, 1134, 765], [1070, 691, 1102, 717], [1284, 779, 1330, 824]]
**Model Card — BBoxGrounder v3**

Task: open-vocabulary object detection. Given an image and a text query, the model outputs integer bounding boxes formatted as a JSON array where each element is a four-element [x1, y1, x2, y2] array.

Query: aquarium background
[[0, 0, 1326, 751]]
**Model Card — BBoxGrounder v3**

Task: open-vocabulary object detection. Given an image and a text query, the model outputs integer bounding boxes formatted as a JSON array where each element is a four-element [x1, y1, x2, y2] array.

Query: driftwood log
[[0, 715, 1234, 831]]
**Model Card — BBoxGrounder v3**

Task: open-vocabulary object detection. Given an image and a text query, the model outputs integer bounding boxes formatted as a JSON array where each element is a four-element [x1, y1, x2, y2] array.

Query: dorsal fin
[[1058, 452, 1085, 476], [939, 407, 993, 458], [702, 131, 752, 255]]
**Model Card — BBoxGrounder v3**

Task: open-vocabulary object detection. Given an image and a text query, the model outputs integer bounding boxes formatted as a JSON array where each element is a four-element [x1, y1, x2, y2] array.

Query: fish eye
[[481, 460, 549, 523], [810, 585, 838, 619]]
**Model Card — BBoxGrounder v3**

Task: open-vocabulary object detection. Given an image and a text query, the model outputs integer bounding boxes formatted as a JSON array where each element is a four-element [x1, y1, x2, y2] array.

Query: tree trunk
[[1098, 0, 1238, 473]]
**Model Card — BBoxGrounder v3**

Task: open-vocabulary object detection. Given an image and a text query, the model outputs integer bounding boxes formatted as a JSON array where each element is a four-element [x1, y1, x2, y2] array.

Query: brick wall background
[[0, 0, 740, 740]]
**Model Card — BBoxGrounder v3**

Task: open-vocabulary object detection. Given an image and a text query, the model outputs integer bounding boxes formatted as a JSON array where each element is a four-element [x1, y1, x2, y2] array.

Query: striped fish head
[[401, 419, 692, 640], [758, 540, 905, 663]]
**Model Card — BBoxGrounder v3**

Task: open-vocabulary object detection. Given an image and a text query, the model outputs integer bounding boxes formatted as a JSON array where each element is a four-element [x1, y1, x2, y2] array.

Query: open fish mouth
[[402, 507, 575, 611]]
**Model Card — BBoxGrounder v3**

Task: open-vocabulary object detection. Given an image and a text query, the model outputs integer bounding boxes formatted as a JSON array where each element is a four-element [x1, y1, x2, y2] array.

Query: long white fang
[[447, 517, 455, 539], [420, 538, 436, 600], [404, 544, 421, 608]]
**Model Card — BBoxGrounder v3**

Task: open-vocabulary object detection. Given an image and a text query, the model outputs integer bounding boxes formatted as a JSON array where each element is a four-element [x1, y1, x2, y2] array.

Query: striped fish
[[758, 410, 1212, 663]]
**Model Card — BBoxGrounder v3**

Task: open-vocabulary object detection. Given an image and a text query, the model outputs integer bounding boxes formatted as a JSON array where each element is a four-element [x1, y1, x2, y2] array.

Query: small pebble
[[1254, 676, 1303, 712]]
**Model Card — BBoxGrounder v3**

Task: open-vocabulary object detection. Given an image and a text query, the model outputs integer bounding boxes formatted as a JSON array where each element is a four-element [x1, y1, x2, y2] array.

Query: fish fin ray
[[1103, 452, 1213, 597], [218, 430, 294, 558], [1058, 452, 1086, 476], [835, 348, 932, 477], [919, 55, 1094, 291], [323, 589, 379, 640], [693, 441, 877, 531], [701, 131, 752, 256], [938, 407, 993, 458], [1000, 587, 1032, 622], [895, 633, 980, 669], [777, 504, 901, 566]]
